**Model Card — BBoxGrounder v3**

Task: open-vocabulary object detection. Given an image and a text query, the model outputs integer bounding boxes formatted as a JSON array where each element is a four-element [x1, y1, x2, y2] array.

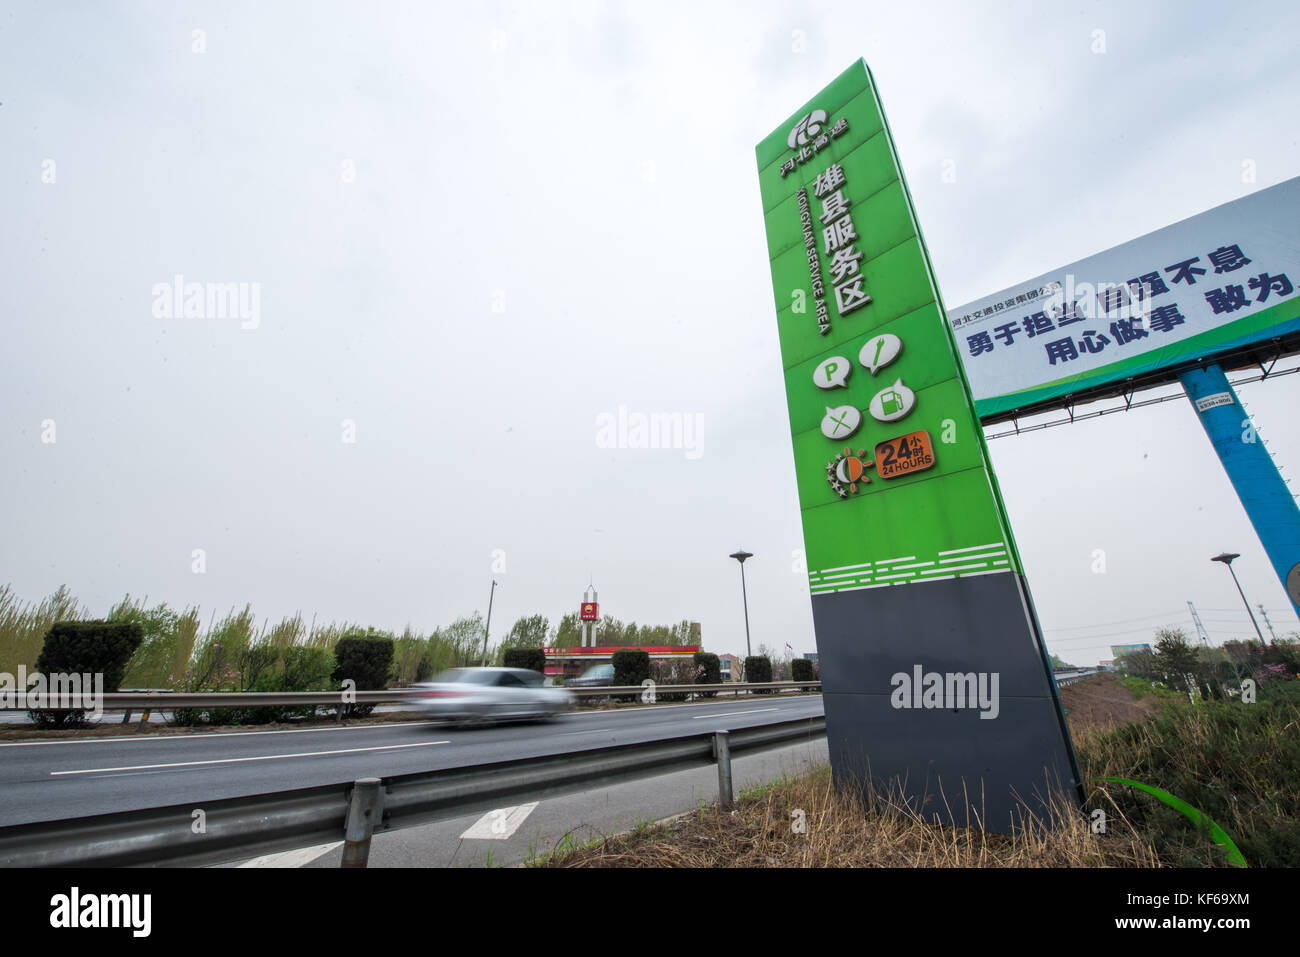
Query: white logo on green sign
[[860, 333, 902, 375], [821, 405, 862, 440], [787, 109, 827, 149], [869, 379, 916, 422], [814, 355, 851, 389]]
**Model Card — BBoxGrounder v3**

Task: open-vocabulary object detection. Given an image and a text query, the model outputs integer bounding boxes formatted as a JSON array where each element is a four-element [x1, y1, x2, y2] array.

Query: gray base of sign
[[811, 570, 1083, 833]]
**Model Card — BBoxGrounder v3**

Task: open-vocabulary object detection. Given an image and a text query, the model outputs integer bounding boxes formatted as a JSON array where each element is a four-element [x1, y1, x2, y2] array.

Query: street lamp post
[[1210, 553, 1268, 646], [480, 580, 498, 666], [729, 549, 753, 680]]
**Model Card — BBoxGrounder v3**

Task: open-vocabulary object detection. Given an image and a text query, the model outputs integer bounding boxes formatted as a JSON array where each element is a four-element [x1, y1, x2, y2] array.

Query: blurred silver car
[[406, 667, 575, 726]]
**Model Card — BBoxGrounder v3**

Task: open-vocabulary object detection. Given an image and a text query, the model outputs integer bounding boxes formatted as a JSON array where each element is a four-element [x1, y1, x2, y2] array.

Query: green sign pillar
[[756, 60, 1082, 830]]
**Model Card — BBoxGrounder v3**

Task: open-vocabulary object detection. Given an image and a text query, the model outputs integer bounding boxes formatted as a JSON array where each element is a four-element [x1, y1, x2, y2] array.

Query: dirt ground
[[1058, 672, 1165, 734]]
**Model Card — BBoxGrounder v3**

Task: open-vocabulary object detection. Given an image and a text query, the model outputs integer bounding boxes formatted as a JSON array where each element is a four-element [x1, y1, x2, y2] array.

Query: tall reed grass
[[1, 585, 500, 692]]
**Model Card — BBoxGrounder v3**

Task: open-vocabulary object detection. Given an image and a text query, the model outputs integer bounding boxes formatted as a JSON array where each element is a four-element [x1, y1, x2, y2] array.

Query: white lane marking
[[558, 728, 612, 735], [51, 740, 449, 775], [0, 696, 821, 748], [690, 708, 780, 720], [3, 694, 823, 747], [237, 841, 342, 868], [460, 802, 539, 840], [0, 721, 430, 748]]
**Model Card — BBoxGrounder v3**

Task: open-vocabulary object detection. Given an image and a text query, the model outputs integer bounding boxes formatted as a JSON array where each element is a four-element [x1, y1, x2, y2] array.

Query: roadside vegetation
[[1080, 680, 1300, 867], [538, 666, 1300, 868], [0, 584, 772, 730], [0, 584, 501, 726]]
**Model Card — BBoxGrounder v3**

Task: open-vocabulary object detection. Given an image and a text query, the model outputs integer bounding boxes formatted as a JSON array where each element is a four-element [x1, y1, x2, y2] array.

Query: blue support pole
[[1180, 364, 1300, 619]]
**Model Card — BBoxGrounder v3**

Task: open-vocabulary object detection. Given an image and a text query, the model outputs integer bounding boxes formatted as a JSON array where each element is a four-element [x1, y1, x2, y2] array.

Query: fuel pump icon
[[869, 378, 915, 423]]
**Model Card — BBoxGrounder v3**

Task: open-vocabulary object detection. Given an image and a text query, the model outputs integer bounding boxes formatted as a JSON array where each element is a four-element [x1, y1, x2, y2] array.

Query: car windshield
[[584, 665, 613, 678], [436, 669, 499, 685], [435, 668, 545, 687]]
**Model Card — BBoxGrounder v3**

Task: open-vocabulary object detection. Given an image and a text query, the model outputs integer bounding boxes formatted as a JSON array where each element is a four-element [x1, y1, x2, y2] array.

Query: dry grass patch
[[535, 763, 1160, 868]]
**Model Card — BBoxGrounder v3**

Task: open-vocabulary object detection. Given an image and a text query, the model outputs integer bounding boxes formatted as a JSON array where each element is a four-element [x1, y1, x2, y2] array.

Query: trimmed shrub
[[745, 655, 773, 692], [332, 631, 395, 717], [694, 652, 720, 698], [650, 658, 694, 701], [612, 649, 651, 700], [791, 658, 816, 683], [503, 648, 546, 674], [28, 620, 144, 727]]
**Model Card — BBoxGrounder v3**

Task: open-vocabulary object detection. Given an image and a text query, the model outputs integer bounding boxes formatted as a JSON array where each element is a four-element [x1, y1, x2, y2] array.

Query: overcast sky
[[3, 0, 1299, 666]]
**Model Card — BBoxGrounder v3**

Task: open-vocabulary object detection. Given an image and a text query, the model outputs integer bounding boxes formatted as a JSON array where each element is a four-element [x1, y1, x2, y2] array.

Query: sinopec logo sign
[[787, 109, 827, 149]]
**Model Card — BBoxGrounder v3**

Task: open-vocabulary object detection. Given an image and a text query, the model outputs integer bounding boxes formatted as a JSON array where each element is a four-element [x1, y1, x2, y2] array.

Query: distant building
[[542, 645, 700, 681], [717, 653, 742, 681]]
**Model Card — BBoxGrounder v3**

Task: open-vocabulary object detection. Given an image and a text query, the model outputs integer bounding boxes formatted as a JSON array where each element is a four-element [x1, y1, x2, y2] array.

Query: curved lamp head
[[729, 549, 753, 564], [1211, 552, 1240, 565]]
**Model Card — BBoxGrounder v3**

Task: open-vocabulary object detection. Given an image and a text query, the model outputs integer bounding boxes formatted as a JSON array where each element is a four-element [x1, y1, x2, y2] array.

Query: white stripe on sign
[[460, 802, 539, 840], [237, 842, 342, 868]]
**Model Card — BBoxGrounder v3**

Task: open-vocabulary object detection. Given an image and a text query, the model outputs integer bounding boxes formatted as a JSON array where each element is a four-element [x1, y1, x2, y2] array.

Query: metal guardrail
[[569, 681, 822, 699], [0, 714, 827, 867], [0, 682, 822, 713], [1054, 668, 1100, 687]]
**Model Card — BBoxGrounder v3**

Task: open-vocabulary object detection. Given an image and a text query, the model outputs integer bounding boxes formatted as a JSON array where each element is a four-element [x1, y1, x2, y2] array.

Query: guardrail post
[[713, 730, 733, 810], [340, 778, 382, 868]]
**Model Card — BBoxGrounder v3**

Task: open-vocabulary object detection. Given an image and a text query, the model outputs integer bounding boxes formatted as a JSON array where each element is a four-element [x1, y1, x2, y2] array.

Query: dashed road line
[[51, 740, 449, 775], [690, 708, 780, 720], [0, 721, 430, 748]]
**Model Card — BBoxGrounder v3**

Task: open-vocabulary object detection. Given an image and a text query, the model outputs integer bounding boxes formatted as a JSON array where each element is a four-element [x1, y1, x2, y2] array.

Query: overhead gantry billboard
[[949, 177, 1300, 423]]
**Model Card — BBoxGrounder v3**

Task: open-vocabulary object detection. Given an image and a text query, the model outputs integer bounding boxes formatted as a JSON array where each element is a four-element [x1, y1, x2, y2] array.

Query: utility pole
[[1258, 604, 1279, 644], [480, 580, 498, 667], [1187, 602, 1212, 648]]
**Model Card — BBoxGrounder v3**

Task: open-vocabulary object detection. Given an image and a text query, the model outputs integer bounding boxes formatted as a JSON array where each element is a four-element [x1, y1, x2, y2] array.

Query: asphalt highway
[[0, 694, 825, 827]]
